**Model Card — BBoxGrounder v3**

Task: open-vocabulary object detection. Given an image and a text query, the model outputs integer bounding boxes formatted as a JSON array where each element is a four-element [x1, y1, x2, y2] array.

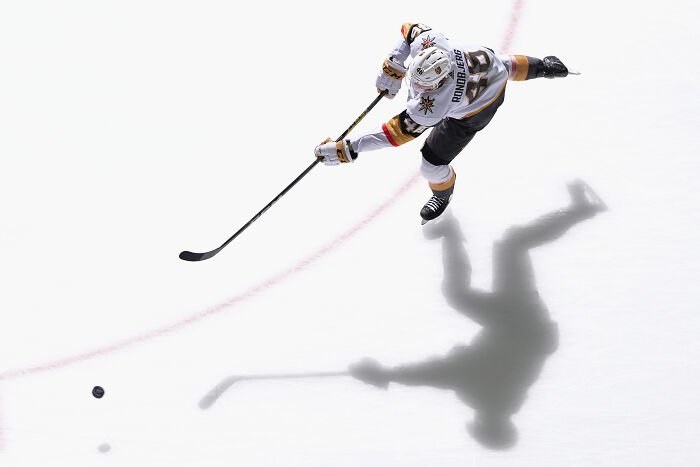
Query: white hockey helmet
[[408, 47, 452, 91]]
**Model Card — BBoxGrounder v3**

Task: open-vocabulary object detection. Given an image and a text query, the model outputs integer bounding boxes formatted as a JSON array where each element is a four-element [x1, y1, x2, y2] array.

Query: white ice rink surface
[[2, 0, 700, 465]]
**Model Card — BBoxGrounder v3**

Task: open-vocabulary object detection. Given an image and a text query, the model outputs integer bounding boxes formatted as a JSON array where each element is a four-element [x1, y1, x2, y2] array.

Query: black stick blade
[[179, 249, 219, 262], [178, 94, 386, 264]]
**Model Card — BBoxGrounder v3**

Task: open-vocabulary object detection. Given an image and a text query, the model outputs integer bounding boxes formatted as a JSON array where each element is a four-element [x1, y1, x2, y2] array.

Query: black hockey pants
[[421, 86, 506, 166]]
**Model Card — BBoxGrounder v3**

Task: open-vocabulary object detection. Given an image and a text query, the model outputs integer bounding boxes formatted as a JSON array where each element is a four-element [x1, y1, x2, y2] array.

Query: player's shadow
[[349, 180, 606, 449]]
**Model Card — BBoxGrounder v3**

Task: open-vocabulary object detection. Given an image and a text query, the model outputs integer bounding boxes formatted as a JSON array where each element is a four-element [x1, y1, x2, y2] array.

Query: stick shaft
[[180, 91, 387, 261]]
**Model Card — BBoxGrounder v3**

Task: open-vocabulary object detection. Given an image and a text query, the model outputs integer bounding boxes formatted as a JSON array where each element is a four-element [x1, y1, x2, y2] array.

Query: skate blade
[[568, 69, 582, 75], [421, 218, 430, 225]]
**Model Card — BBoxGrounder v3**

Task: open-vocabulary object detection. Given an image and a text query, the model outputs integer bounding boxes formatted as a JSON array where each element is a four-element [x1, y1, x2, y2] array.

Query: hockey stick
[[179, 90, 388, 262]]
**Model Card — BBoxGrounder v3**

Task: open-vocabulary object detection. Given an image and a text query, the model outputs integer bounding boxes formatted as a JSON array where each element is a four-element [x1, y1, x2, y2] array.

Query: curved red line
[[0, 173, 422, 381], [500, 0, 524, 52], [0, 0, 526, 383]]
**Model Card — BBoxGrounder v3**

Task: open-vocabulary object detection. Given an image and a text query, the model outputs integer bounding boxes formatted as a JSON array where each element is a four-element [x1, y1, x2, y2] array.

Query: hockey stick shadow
[[198, 371, 349, 410], [349, 179, 607, 449]]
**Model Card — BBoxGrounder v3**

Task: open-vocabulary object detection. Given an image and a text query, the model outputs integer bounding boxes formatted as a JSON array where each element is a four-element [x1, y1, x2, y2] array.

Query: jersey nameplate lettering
[[452, 49, 468, 103]]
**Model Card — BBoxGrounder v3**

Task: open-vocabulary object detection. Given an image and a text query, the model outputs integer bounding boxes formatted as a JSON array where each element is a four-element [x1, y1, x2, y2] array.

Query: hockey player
[[314, 23, 571, 224]]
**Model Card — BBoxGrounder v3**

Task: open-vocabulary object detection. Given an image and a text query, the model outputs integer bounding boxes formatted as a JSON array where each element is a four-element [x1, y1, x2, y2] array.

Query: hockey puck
[[92, 386, 105, 398]]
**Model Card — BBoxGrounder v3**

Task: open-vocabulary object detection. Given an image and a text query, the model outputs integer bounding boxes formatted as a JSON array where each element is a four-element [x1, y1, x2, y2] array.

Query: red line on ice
[[500, 0, 524, 53], [0, 0, 526, 385], [0, 173, 422, 382]]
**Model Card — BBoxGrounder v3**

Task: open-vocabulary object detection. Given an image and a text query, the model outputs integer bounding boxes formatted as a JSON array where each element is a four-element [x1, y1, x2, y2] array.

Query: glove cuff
[[335, 140, 355, 163], [347, 140, 358, 161], [382, 58, 407, 80]]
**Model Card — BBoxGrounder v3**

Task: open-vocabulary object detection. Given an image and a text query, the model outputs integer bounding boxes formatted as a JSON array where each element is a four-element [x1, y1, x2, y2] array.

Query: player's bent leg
[[420, 159, 456, 223]]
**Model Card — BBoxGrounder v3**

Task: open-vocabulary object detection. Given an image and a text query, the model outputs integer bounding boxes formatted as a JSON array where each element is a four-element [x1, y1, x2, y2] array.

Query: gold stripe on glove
[[335, 141, 352, 163], [382, 59, 406, 80]]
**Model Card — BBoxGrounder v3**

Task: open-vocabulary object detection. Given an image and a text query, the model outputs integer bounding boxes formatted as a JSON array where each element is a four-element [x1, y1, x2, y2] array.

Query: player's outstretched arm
[[314, 109, 433, 166]]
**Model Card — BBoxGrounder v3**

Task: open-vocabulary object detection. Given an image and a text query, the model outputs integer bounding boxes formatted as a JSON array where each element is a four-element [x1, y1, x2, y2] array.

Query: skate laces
[[425, 195, 447, 212]]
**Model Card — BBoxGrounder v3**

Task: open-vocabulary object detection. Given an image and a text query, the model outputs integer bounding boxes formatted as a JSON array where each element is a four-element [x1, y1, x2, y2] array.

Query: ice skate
[[420, 194, 452, 225]]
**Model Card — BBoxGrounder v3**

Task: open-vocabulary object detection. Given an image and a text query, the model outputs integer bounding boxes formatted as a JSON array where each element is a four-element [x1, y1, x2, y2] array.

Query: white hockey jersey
[[351, 23, 510, 153]]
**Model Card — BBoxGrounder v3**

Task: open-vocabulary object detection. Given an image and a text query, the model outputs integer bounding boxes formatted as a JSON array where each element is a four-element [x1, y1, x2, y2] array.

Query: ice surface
[[1, 0, 700, 465]]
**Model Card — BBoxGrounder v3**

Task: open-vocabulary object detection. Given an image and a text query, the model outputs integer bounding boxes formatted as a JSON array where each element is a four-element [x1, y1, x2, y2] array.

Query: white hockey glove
[[314, 137, 357, 166], [376, 58, 407, 99]]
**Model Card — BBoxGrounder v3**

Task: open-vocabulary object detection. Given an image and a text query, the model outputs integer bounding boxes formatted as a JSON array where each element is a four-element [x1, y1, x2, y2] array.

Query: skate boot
[[420, 173, 456, 225], [420, 194, 452, 225]]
